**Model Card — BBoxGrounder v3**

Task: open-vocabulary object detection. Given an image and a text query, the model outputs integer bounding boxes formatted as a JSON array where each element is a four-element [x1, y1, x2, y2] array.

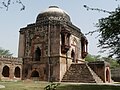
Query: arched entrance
[[14, 67, 20, 78], [2, 65, 10, 77], [106, 68, 110, 82], [31, 70, 39, 80]]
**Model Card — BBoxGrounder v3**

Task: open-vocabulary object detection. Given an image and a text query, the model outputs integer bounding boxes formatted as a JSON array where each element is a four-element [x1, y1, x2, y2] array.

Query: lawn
[[0, 81, 120, 90], [0, 80, 49, 90], [57, 83, 120, 90]]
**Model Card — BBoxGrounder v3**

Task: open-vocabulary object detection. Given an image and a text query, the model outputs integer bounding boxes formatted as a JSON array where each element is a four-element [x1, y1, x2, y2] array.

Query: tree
[[85, 54, 101, 62], [85, 54, 96, 62], [85, 54, 120, 68], [96, 7, 120, 61], [84, 5, 120, 63], [0, 47, 13, 56], [102, 57, 120, 69], [0, 0, 25, 11]]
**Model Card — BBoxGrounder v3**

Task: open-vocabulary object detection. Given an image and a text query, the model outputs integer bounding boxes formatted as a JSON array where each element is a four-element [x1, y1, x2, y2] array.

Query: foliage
[[0, 47, 13, 56], [0, 0, 25, 11], [85, 54, 120, 68], [44, 82, 60, 90], [84, 5, 120, 63], [85, 54, 101, 62], [85, 54, 96, 62], [102, 57, 120, 69], [96, 7, 120, 62]]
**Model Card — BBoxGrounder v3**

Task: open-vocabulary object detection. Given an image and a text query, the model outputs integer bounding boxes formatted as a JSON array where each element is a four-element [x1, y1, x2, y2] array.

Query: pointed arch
[[106, 68, 110, 82], [35, 47, 41, 61], [31, 70, 39, 77], [2, 65, 10, 77], [71, 49, 75, 62], [31, 70, 40, 81], [14, 67, 20, 78]]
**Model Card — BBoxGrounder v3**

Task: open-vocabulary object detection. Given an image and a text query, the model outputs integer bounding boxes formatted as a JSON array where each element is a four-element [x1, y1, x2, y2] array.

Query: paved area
[[0, 85, 5, 88]]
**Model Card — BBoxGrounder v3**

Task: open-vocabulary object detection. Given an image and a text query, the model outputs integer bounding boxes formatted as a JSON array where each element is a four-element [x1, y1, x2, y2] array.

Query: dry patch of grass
[[0, 80, 49, 90]]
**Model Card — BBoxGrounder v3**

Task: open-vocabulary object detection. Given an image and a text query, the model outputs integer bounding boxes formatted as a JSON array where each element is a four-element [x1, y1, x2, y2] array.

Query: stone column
[[18, 32, 25, 58], [86, 41, 88, 53], [0, 62, 2, 80], [9, 64, 14, 79]]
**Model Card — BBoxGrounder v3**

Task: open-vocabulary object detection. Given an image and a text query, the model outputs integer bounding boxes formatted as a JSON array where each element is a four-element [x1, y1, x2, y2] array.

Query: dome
[[36, 6, 71, 23]]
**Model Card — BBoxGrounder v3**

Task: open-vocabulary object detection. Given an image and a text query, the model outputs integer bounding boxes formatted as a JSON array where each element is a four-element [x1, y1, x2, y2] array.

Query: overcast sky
[[0, 0, 119, 57]]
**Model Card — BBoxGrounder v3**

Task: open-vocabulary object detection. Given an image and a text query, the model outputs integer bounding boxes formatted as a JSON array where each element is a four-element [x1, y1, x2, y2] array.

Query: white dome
[[41, 6, 69, 15], [36, 6, 71, 23]]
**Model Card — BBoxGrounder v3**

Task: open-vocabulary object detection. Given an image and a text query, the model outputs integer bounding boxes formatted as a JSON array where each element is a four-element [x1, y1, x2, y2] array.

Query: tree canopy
[[96, 7, 120, 61], [85, 54, 120, 68], [0, 47, 13, 56], [84, 5, 120, 63]]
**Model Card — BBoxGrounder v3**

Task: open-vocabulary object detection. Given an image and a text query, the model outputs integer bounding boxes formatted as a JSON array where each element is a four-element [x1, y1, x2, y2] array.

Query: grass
[[0, 80, 49, 90], [0, 81, 120, 90], [57, 84, 120, 90]]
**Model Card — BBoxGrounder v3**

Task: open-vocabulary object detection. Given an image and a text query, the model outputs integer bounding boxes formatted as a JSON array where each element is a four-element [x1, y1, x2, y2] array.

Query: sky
[[0, 0, 119, 57]]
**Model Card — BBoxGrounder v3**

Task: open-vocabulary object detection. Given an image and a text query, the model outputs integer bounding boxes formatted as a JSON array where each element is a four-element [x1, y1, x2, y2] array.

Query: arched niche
[[71, 49, 75, 62], [35, 47, 41, 61], [14, 67, 20, 78], [2, 65, 10, 77]]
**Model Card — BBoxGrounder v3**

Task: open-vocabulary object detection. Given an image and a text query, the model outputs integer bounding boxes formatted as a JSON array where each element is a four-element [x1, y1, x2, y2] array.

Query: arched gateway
[[31, 70, 39, 81]]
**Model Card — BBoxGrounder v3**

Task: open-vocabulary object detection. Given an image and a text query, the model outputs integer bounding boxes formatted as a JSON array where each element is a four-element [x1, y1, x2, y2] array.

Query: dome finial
[[49, 6, 59, 8]]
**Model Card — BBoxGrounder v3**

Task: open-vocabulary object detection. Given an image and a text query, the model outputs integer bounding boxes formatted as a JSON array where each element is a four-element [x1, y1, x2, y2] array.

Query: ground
[[0, 81, 120, 90]]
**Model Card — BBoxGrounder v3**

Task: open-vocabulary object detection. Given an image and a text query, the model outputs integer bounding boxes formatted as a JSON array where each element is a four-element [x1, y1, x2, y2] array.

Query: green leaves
[[0, 47, 13, 56], [97, 7, 120, 60]]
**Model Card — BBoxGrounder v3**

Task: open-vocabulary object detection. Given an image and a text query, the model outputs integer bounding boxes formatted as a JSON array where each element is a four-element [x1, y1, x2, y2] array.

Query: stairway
[[62, 63, 103, 83]]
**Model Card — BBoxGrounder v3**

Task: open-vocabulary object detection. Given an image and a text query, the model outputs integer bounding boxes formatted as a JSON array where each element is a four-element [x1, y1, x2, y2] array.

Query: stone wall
[[0, 56, 22, 80], [88, 61, 111, 83], [111, 68, 120, 82]]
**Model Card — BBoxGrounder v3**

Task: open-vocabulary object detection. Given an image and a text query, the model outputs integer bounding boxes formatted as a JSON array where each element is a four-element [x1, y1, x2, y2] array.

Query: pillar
[[18, 32, 25, 58]]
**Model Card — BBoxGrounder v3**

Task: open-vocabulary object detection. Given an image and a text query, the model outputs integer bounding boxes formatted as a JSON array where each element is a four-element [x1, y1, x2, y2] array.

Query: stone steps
[[62, 63, 103, 83]]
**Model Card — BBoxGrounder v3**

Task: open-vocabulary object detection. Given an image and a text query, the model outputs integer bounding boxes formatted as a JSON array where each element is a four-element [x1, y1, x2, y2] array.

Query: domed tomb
[[36, 6, 71, 23]]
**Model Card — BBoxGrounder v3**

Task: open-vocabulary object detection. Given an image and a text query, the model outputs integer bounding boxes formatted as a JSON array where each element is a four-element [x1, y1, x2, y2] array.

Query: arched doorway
[[31, 70, 39, 80], [2, 65, 10, 77], [106, 68, 110, 82], [35, 47, 41, 61], [14, 67, 20, 78]]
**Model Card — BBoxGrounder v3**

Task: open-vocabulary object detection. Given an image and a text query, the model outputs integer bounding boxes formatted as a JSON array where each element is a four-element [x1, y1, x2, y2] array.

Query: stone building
[[0, 56, 22, 80], [17, 6, 111, 83]]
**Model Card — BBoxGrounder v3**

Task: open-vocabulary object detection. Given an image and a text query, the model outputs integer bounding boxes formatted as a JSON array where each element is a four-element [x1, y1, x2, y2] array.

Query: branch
[[16, 0, 25, 11], [85, 29, 99, 36], [83, 5, 113, 14], [0, 0, 25, 11]]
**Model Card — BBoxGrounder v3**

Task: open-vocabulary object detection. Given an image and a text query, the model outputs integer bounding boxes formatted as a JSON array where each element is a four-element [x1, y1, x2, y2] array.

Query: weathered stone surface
[[0, 56, 22, 80], [62, 63, 103, 83], [18, 6, 88, 82]]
